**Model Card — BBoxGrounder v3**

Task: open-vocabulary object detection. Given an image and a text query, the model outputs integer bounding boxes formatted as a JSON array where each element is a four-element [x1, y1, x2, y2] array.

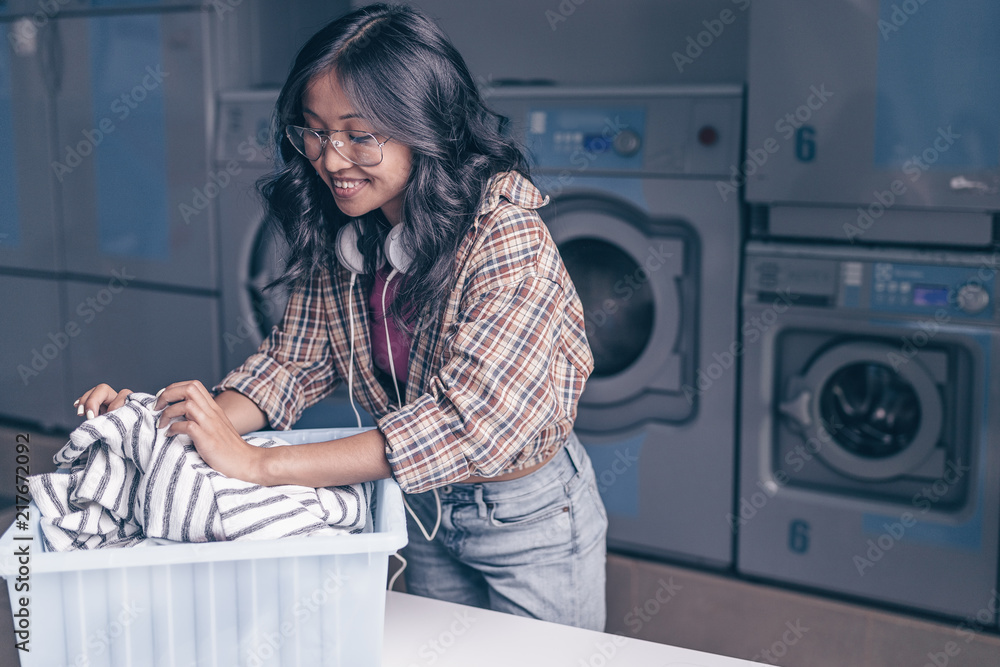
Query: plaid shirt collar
[[476, 170, 549, 218], [454, 170, 549, 266]]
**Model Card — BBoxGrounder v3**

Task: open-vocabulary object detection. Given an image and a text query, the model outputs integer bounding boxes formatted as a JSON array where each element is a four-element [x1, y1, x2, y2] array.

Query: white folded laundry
[[29, 392, 372, 551]]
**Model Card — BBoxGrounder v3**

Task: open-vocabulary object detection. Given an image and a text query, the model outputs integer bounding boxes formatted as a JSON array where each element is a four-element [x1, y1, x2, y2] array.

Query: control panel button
[[957, 284, 990, 314], [613, 129, 642, 157]]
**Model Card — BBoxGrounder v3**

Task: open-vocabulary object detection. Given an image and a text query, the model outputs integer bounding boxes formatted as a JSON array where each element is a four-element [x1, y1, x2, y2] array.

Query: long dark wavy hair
[[261, 3, 529, 329]]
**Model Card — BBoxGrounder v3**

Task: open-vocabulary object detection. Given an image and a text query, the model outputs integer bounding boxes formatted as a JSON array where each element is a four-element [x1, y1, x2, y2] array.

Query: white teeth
[[334, 179, 363, 189]]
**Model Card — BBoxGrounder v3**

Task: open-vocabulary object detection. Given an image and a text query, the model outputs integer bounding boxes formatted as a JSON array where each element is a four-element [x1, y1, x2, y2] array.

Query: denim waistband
[[427, 431, 588, 503]]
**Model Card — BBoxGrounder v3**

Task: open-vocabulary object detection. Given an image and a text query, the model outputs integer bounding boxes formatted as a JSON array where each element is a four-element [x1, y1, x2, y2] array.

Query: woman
[[74, 3, 607, 630]]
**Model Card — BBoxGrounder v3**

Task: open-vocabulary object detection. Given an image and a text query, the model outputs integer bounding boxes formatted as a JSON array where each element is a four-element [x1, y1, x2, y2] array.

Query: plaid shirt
[[212, 171, 594, 493]]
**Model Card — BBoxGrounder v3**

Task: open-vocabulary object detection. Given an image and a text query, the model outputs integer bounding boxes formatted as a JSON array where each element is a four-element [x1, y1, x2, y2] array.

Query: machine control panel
[[744, 249, 997, 321], [488, 87, 743, 178], [869, 261, 995, 319], [525, 106, 648, 170]]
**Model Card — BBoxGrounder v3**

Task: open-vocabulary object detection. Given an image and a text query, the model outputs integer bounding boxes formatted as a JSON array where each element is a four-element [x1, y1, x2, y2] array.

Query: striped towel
[[29, 392, 372, 551]]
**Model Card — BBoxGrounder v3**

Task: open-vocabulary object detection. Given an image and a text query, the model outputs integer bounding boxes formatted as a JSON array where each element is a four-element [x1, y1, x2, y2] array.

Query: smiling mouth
[[331, 178, 369, 197]]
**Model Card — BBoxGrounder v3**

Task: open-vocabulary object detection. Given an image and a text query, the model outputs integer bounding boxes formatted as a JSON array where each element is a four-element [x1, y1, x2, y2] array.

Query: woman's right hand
[[73, 383, 135, 421]]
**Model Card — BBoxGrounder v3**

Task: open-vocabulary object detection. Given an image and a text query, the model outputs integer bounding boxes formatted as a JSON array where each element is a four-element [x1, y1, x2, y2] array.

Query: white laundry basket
[[0, 427, 407, 667]]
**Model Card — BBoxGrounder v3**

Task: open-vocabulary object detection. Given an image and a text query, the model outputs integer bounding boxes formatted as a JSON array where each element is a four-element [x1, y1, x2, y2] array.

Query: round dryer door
[[247, 219, 292, 337], [779, 342, 944, 480], [559, 237, 654, 378], [541, 194, 696, 430]]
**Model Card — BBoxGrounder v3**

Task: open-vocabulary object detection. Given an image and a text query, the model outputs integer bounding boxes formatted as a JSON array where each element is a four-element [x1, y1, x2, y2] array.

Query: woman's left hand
[[154, 380, 267, 484]]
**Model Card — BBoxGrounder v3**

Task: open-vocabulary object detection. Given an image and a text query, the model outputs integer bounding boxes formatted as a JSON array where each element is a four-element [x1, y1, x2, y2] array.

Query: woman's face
[[301, 71, 412, 226]]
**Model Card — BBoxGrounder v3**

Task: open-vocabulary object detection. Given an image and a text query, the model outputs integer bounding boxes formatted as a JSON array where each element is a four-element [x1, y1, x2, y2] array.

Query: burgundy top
[[369, 266, 412, 385]]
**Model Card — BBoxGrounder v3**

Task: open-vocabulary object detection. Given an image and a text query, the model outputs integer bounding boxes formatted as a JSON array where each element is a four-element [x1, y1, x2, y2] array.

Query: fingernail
[[155, 388, 165, 399], [77, 405, 84, 416], [86, 410, 95, 420], [73, 399, 79, 407]]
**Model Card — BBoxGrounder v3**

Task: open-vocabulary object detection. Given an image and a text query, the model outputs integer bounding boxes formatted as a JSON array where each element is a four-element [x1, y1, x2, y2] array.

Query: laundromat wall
[[363, 0, 749, 86], [0, 0, 351, 431]]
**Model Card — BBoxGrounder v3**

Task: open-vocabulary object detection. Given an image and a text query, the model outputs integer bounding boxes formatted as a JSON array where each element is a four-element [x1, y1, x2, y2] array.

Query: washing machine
[[738, 240, 1000, 622], [490, 86, 744, 566], [215, 90, 372, 428]]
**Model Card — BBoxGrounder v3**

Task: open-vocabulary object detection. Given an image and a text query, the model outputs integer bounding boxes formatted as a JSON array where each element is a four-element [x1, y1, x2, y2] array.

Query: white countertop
[[382, 591, 758, 666]]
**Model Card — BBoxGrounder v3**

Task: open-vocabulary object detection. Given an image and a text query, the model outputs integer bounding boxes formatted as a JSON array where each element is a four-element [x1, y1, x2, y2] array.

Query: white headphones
[[335, 219, 441, 548], [334, 218, 413, 410], [335, 220, 414, 275]]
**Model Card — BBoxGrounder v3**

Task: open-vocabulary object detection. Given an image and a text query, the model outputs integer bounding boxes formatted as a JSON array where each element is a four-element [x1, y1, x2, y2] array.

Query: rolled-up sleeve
[[379, 273, 588, 493], [212, 266, 339, 431]]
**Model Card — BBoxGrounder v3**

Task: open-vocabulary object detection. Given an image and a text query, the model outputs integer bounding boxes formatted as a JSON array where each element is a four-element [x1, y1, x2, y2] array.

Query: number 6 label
[[789, 519, 811, 554]]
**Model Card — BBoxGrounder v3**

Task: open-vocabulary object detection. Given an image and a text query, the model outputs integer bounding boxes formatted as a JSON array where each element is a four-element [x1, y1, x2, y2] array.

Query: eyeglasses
[[285, 125, 390, 166]]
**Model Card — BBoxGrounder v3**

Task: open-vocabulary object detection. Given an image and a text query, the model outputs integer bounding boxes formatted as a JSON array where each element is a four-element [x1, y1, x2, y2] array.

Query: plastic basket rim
[[1, 427, 407, 575], [0, 477, 406, 575]]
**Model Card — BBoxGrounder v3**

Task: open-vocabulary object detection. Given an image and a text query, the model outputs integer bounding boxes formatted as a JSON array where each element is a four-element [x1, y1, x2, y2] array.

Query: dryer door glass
[[248, 219, 292, 336], [819, 362, 921, 459], [558, 238, 654, 377]]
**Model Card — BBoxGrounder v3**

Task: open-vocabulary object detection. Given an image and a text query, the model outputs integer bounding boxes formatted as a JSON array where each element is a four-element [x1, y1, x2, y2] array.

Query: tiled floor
[[1, 419, 998, 666]]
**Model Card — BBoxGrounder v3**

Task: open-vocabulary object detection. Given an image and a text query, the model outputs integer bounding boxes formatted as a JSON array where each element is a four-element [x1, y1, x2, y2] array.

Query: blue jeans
[[400, 432, 608, 631]]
